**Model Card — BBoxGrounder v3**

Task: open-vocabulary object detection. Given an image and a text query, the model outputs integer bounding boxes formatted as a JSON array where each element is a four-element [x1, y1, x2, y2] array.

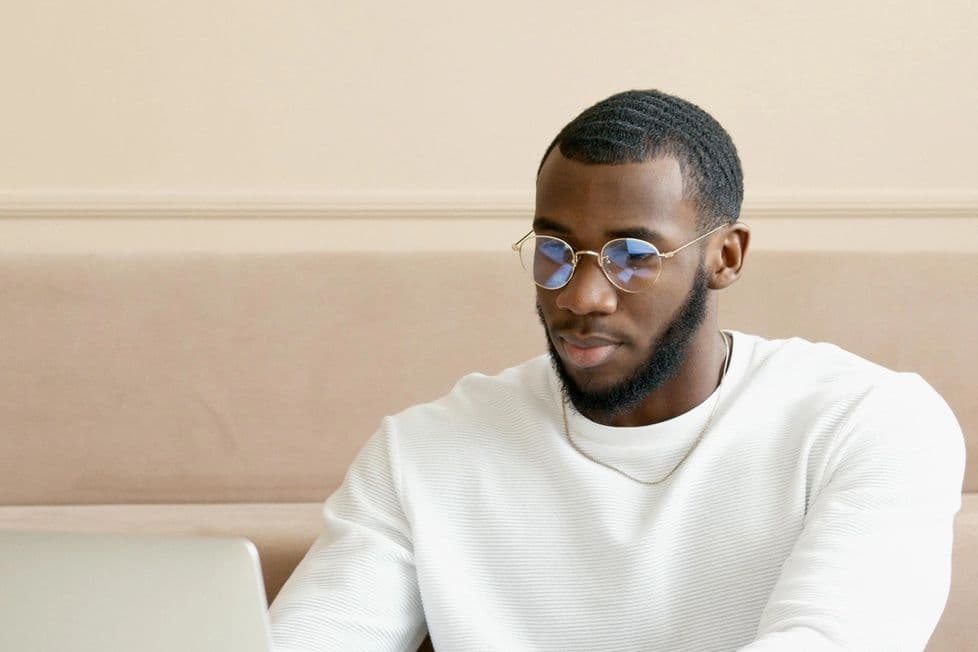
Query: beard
[[539, 265, 711, 420]]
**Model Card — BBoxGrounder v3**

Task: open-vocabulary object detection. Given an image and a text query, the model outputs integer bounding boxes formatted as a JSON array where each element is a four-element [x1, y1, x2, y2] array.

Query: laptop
[[0, 530, 273, 652]]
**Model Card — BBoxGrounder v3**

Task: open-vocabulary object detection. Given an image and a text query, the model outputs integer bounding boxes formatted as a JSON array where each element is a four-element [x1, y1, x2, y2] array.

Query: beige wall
[[1, 1, 976, 243]]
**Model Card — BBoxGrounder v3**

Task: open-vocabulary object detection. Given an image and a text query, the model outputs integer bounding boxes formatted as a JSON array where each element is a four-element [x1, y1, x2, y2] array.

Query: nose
[[554, 252, 619, 316]]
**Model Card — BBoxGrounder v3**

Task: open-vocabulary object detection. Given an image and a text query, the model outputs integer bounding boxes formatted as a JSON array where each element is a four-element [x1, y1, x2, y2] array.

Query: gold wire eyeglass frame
[[511, 223, 727, 293]]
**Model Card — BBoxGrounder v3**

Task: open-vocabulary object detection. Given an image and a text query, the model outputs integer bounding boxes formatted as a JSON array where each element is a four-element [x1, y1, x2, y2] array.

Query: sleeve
[[269, 417, 427, 652], [740, 373, 966, 652]]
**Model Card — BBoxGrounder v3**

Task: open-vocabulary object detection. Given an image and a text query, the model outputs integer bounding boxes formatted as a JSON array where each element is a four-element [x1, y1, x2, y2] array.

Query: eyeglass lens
[[519, 235, 662, 292]]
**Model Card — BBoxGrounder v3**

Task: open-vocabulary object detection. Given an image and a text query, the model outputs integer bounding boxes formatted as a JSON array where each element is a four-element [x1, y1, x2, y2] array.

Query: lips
[[558, 334, 621, 369]]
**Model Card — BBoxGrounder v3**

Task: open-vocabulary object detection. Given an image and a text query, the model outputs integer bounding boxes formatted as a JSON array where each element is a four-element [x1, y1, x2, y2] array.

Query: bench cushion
[[1, 251, 975, 505]]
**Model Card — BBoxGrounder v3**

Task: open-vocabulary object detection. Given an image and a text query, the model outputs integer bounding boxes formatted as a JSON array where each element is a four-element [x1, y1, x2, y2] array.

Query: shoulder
[[742, 332, 957, 412], [734, 331, 904, 411], [387, 355, 556, 443], [841, 370, 963, 452], [739, 331, 891, 385], [735, 331, 964, 472], [730, 330, 962, 441]]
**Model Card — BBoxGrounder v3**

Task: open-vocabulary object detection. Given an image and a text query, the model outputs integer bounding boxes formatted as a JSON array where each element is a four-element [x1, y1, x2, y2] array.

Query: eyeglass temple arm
[[657, 224, 727, 259], [511, 230, 534, 251]]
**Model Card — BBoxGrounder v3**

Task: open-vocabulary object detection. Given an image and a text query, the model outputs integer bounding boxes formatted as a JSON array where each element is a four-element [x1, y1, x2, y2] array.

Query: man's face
[[534, 151, 710, 417]]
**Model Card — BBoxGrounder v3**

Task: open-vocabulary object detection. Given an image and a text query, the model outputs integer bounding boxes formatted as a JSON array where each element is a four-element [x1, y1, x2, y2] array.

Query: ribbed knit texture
[[269, 330, 965, 651]]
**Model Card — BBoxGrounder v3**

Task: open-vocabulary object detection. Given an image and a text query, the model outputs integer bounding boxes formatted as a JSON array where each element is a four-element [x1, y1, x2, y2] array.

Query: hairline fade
[[538, 90, 744, 231]]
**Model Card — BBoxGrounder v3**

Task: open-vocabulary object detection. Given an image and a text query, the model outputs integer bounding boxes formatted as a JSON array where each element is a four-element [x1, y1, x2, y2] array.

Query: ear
[[707, 223, 750, 290]]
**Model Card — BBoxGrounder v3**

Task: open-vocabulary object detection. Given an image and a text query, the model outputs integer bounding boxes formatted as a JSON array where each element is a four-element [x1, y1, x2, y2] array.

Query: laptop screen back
[[0, 530, 272, 652]]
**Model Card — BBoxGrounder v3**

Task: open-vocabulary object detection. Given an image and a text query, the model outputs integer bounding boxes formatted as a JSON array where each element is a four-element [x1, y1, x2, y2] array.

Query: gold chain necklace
[[561, 331, 732, 486]]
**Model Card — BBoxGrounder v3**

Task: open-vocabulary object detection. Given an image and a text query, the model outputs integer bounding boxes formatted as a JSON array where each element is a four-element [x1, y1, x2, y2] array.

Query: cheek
[[618, 294, 676, 341]]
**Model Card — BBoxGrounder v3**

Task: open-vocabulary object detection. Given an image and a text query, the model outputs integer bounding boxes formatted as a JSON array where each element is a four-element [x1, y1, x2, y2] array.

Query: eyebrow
[[533, 216, 667, 246], [532, 216, 570, 234], [605, 226, 667, 244]]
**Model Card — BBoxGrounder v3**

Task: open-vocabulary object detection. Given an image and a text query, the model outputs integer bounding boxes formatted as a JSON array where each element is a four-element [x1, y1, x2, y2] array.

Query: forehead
[[535, 151, 697, 245]]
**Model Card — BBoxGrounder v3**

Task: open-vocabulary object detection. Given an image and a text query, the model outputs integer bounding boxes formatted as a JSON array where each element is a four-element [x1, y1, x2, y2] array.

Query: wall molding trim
[[0, 191, 976, 220]]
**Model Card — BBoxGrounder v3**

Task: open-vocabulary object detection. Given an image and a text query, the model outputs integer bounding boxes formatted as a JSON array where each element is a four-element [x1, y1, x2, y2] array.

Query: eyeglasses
[[511, 223, 726, 293]]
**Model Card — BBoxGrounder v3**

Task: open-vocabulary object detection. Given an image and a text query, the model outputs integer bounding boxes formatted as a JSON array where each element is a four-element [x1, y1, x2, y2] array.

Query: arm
[[741, 374, 966, 651], [269, 417, 427, 652]]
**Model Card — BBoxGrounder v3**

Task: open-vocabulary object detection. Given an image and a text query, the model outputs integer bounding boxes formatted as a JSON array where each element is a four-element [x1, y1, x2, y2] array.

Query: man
[[269, 90, 965, 650]]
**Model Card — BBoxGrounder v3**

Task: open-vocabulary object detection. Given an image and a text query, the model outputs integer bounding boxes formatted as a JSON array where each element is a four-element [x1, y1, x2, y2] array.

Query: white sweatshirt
[[269, 330, 965, 651]]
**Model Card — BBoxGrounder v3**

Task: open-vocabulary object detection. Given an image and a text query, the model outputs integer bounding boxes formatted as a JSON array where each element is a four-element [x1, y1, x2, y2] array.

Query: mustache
[[534, 303, 630, 344]]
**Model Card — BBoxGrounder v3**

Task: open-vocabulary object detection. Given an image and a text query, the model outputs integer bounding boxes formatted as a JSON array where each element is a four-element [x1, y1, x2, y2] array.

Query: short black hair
[[539, 89, 743, 229]]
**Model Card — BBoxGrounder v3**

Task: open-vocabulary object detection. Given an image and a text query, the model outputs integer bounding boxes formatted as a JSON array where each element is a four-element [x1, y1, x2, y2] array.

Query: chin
[[562, 354, 625, 383], [569, 373, 624, 399]]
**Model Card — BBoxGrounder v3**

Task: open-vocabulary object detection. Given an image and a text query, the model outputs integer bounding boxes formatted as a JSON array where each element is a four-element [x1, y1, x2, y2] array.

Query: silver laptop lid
[[0, 530, 272, 652]]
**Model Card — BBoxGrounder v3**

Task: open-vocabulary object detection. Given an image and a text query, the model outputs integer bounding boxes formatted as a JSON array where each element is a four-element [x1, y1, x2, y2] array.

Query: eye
[[625, 251, 657, 263], [606, 238, 659, 267], [538, 239, 570, 262]]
